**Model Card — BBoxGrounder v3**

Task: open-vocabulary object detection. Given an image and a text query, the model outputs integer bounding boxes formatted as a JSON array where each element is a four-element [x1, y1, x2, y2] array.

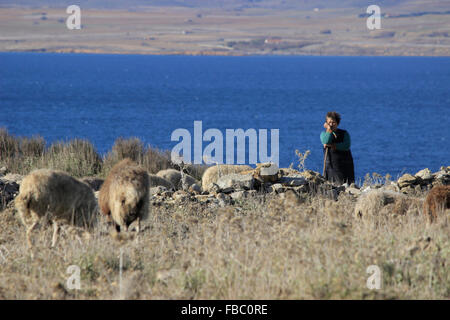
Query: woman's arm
[[320, 131, 333, 145]]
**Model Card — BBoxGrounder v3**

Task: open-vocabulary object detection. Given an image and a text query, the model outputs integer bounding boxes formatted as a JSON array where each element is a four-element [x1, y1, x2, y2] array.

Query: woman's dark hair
[[326, 111, 341, 125]]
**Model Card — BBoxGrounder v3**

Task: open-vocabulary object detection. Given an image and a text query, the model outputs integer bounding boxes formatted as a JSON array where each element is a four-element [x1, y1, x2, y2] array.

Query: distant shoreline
[[1, 50, 449, 57]]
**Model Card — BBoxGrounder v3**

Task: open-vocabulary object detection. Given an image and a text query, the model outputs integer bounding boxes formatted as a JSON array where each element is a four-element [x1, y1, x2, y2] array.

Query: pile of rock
[[149, 163, 344, 207], [396, 167, 450, 194], [2, 164, 449, 211]]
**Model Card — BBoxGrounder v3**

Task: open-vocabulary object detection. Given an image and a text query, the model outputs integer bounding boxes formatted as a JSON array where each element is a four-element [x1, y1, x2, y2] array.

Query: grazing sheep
[[99, 159, 149, 233], [156, 169, 198, 190], [354, 189, 411, 219], [15, 169, 97, 248], [202, 164, 252, 191], [148, 174, 175, 190], [423, 185, 450, 222]]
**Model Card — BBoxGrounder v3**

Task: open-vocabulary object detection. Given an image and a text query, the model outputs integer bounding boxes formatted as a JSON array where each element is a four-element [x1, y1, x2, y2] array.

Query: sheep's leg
[[134, 218, 141, 244], [136, 217, 140, 234], [26, 221, 38, 249], [51, 221, 59, 248]]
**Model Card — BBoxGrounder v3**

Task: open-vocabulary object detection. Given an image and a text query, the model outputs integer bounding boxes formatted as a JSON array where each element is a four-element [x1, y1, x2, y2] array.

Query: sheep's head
[[112, 187, 142, 231]]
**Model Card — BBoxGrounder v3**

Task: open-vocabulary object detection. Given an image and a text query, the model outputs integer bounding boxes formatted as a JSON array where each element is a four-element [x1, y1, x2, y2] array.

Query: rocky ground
[[2, 163, 449, 211]]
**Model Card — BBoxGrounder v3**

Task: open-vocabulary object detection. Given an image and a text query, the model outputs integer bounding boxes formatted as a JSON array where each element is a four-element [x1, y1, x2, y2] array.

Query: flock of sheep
[[13, 158, 450, 249], [13, 159, 252, 248]]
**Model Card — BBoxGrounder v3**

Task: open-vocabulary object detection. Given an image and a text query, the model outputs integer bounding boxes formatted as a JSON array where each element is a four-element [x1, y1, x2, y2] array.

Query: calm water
[[0, 52, 449, 180]]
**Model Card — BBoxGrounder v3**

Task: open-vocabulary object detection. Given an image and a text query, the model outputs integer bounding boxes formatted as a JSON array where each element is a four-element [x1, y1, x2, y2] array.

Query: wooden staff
[[322, 147, 328, 177], [322, 128, 336, 177]]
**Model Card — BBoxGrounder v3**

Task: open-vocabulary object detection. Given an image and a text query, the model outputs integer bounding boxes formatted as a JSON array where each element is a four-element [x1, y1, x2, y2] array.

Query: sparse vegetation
[[293, 149, 311, 172], [0, 188, 448, 299], [0, 129, 448, 299], [0, 128, 206, 180]]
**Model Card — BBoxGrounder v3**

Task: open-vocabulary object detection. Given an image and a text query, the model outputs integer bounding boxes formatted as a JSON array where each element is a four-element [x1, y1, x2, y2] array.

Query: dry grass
[[0, 128, 207, 180], [0, 190, 448, 300], [1, 128, 448, 299]]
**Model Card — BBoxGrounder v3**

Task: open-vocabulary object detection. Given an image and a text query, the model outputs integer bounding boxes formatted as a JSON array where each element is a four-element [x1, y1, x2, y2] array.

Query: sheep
[[423, 185, 450, 222], [99, 159, 149, 233], [354, 189, 412, 219], [156, 168, 198, 190], [148, 174, 175, 190], [201, 164, 253, 192], [15, 169, 98, 248]]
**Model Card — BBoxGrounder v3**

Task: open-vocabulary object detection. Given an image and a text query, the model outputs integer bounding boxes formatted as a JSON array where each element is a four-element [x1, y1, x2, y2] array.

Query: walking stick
[[322, 131, 336, 177], [322, 146, 328, 177]]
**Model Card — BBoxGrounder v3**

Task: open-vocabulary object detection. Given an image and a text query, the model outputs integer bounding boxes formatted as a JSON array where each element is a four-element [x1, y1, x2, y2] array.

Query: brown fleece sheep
[[201, 164, 253, 192], [99, 159, 149, 233], [15, 169, 98, 248], [423, 185, 450, 222]]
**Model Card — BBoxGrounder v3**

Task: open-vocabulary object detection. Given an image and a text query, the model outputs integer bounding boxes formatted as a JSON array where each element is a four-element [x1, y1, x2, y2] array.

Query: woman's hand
[[323, 144, 336, 150], [323, 122, 332, 133]]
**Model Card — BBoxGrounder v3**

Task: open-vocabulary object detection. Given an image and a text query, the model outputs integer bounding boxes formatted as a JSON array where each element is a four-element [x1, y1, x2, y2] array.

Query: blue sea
[[0, 52, 449, 181]]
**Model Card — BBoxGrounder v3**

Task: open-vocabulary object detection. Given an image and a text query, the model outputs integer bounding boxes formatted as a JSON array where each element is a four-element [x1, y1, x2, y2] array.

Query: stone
[[195, 195, 212, 203], [0, 179, 20, 209], [215, 192, 226, 201], [272, 183, 284, 193], [382, 183, 400, 193], [1, 173, 23, 184], [279, 175, 307, 187], [0, 167, 8, 176], [345, 187, 362, 196], [439, 166, 450, 172], [216, 173, 254, 191], [173, 190, 188, 202], [397, 174, 417, 188], [208, 183, 221, 194], [220, 187, 235, 194], [415, 168, 433, 181], [161, 191, 173, 198], [247, 190, 257, 197], [150, 186, 167, 195], [188, 183, 202, 194], [401, 185, 415, 194], [230, 190, 248, 200], [258, 162, 279, 183], [434, 172, 450, 185], [215, 192, 231, 204]]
